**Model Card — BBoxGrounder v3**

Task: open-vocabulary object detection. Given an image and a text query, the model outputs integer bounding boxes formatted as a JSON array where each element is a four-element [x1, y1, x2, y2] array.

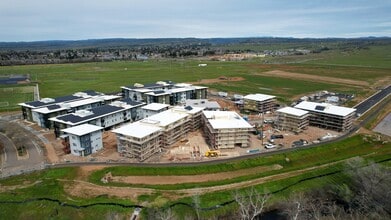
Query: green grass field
[[0, 51, 389, 110], [0, 85, 35, 111], [87, 135, 391, 190]]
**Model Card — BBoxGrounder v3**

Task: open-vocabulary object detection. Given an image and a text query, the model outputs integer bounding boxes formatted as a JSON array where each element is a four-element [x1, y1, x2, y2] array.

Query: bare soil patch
[[255, 70, 369, 87], [187, 76, 245, 85], [60, 158, 352, 201], [111, 164, 283, 185]]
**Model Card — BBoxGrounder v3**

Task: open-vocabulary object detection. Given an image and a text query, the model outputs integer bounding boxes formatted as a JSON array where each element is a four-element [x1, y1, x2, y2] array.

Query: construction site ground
[[42, 120, 341, 165]]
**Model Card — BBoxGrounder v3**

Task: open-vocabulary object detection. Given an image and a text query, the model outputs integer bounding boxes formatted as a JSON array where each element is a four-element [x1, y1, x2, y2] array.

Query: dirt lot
[[255, 70, 369, 87], [40, 102, 342, 164], [187, 76, 245, 85]]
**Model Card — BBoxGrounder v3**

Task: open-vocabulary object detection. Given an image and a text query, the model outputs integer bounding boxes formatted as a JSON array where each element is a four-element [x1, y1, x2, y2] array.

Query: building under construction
[[275, 107, 310, 132], [113, 106, 204, 161], [202, 111, 253, 149], [243, 93, 276, 113], [294, 101, 356, 132]]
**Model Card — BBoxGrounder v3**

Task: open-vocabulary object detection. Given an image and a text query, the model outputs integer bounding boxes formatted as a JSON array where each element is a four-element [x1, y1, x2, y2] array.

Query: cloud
[[0, 0, 390, 41]]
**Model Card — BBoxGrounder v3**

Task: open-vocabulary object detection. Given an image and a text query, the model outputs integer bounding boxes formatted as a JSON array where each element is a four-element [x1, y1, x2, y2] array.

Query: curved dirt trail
[[61, 160, 346, 201]]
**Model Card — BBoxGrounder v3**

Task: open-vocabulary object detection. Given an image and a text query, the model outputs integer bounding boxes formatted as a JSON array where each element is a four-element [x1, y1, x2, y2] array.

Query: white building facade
[[62, 124, 103, 157]]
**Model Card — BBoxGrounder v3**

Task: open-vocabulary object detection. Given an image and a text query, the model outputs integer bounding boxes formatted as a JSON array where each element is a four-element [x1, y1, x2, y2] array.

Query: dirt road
[[61, 159, 347, 201], [255, 70, 369, 87]]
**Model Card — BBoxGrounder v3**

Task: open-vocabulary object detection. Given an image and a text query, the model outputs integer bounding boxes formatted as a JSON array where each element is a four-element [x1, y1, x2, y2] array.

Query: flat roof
[[294, 101, 356, 117], [145, 108, 189, 127], [243, 93, 276, 102], [112, 122, 162, 138], [62, 124, 103, 136], [141, 103, 170, 111], [276, 107, 309, 117], [19, 90, 103, 108], [50, 101, 144, 126], [113, 106, 203, 138], [203, 111, 253, 129], [122, 81, 175, 90], [185, 99, 220, 109], [32, 95, 121, 114], [172, 106, 205, 114]]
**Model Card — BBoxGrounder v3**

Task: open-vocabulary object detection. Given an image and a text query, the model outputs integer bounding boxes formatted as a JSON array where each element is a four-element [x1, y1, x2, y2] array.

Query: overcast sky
[[0, 0, 390, 42]]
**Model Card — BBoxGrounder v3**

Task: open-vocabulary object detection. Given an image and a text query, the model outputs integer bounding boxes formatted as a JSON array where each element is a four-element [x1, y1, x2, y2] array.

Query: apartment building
[[202, 111, 254, 149], [31, 94, 121, 129], [19, 90, 102, 122], [113, 106, 204, 161], [121, 81, 208, 105], [243, 93, 276, 113], [275, 107, 310, 131], [50, 99, 145, 137], [294, 101, 356, 132], [62, 124, 103, 157]]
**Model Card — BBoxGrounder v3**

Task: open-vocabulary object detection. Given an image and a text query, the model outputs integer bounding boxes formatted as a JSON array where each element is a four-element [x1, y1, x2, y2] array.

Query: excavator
[[204, 150, 220, 157]]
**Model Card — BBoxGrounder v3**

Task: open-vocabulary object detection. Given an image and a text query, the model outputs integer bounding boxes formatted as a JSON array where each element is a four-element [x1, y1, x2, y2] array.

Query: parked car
[[264, 143, 276, 149], [271, 134, 284, 139]]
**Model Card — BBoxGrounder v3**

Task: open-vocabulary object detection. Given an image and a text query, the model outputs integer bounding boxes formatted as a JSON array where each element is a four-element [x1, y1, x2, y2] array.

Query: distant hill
[[1, 37, 390, 51]]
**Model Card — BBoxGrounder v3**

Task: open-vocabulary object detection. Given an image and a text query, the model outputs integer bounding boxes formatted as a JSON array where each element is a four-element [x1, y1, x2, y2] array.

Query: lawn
[[0, 85, 35, 111], [1, 142, 389, 220], [1, 56, 388, 110], [88, 135, 391, 190]]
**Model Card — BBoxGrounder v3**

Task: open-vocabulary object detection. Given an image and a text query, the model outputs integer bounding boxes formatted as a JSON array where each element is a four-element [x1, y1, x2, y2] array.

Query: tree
[[233, 187, 270, 220], [192, 191, 202, 220], [147, 207, 176, 220], [345, 157, 391, 218]]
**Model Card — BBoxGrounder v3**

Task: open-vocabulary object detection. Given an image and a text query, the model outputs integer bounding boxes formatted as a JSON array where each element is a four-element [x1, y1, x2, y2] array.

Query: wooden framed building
[[113, 106, 204, 161], [202, 111, 254, 149], [243, 93, 276, 113], [275, 107, 310, 132], [294, 101, 356, 132]]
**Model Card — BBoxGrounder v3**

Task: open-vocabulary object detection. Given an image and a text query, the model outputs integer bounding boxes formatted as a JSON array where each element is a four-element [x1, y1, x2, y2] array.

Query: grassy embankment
[[1, 135, 390, 219], [88, 135, 390, 189]]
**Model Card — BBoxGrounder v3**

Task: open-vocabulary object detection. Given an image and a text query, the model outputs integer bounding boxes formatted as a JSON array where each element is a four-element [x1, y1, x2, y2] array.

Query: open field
[[0, 85, 35, 111], [0, 44, 390, 109]]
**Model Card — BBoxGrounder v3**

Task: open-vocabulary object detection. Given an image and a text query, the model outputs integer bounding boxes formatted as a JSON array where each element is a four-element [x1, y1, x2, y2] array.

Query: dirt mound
[[187, 76, 245, 85], [256, 70, 369, 87]]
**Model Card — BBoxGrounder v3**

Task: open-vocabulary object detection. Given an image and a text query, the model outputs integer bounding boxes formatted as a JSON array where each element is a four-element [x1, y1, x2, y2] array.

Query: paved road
[[0, 121, 45, 178], [0, 133, 18, 169], [355, 85, 391, 115], [373, 113, 391, 137]]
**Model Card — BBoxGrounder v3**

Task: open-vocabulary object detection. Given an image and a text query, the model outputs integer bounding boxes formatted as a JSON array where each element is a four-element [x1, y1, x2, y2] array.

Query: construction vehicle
[[204, 150, 220, 157]]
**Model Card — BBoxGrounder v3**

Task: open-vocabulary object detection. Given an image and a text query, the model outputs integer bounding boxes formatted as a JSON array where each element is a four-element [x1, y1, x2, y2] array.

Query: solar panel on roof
[[57, 114, 82, 123], [83, 90, 99, 96], [185, 106, 193, 111], [91, 105, 122, 114], [47, 105, 62, 110], [122, 98, 142, 106], [315, 105, 326, 111], [26, 101, 45, 107], [55, 95, 80, 102]]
